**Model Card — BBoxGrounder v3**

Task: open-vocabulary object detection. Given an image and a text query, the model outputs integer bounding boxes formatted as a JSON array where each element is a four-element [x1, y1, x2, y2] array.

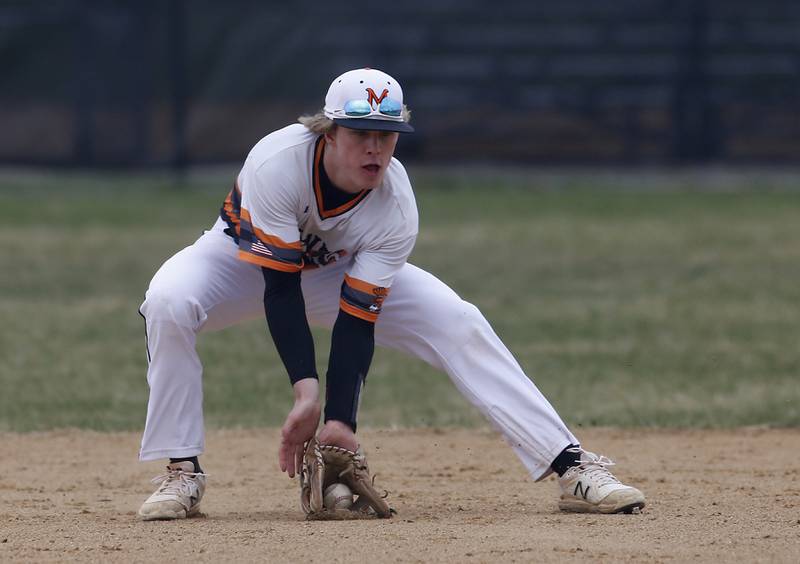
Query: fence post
[[672, 0, 720, 161], [72, 0, 93, 167], [168, 0, 187, 172]]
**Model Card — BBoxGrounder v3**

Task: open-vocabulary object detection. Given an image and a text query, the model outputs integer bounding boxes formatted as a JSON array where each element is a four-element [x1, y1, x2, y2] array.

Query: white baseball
[[323, 483, 354, 510]]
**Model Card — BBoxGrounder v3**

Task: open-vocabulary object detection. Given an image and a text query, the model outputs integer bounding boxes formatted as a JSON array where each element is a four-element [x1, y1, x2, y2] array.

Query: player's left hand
[[279, 378, 321, 478], [318, 420, 358, 452]]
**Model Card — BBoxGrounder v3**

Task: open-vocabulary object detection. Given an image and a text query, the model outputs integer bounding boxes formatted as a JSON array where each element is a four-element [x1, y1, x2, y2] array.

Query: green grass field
[[2, 168, 799, 431]]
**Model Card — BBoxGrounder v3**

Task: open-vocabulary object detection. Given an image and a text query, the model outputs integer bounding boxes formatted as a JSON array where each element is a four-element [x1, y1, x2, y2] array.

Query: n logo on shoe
[[574, 482, 591, 500]]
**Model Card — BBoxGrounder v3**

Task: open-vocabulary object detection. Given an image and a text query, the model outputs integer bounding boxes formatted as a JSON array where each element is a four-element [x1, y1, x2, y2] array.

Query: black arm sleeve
[[323, 308, 375, 432], [261, 267, 317, 384]]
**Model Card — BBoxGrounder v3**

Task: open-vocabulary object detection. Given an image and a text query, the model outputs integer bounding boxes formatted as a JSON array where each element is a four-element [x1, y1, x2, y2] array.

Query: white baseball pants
[[139, 219, 577, 480]]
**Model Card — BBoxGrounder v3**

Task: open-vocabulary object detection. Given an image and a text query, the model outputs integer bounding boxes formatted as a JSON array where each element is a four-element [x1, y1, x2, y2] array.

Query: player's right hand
[[279, 379, 321, 478]]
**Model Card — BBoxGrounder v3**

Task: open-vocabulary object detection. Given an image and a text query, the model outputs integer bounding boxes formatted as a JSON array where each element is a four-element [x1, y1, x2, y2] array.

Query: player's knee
[[443, 301, 488, 345], [140, 287, 206, 330]]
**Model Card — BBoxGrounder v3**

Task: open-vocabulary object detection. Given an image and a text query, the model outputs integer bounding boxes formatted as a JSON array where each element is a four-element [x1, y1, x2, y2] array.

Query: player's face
[[324, 127, 399, 192]]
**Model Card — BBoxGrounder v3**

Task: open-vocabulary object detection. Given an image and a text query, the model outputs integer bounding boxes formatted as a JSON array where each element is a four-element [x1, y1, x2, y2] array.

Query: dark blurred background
[[2, 0, 799, 168]]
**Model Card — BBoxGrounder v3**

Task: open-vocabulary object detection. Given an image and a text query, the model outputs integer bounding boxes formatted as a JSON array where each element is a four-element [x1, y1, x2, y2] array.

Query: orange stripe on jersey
[[222, 202, 240, 233], [222, 189, 239, 221], [344, 274, 390, 298], [254, 226, 302, 250], [340, 275, 388, 321], [340, 299, 379, 323], [239, 207, 302, 250], [313, 137, 370, 219], [219, 181, 243, 236], [238, 250, 302, 272]]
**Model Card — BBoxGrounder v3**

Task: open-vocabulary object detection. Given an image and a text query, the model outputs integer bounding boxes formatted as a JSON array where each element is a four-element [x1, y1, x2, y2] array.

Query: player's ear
[[324, 124, 338, 145]]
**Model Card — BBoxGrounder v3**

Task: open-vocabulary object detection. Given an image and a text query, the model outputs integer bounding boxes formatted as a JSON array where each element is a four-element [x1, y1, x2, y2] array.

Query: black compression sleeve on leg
[[323, 309, 375, 432], [551, 444, 581, 476], [169, 456, 202, 474], [262, 267, 318, 384]]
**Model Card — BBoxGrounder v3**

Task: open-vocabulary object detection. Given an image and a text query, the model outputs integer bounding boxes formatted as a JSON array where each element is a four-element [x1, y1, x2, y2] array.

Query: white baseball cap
[[323, 68, 414, 133]]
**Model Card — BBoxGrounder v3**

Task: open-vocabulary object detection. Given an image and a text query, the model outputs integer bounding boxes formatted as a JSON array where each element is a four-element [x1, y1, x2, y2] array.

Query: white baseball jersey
[[220, 123, 418, 321]]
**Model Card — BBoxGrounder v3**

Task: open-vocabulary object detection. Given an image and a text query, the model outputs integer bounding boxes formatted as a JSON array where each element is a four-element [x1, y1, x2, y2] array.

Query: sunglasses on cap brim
[[334, 97, 414, 132], [343, 97, 403, 118]]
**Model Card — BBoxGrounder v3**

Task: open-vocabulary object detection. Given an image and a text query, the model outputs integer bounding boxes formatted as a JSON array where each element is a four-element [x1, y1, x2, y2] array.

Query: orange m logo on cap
[[366, 88, 389, 108]]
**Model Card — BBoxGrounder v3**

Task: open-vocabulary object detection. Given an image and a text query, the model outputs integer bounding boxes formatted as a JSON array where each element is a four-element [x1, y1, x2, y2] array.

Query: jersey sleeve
[[341, 230, 417, 322], [237, 159, 304, 272]]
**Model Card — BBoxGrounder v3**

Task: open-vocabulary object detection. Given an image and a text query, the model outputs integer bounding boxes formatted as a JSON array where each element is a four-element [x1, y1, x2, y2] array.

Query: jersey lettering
[[301, 232, 346, 268]]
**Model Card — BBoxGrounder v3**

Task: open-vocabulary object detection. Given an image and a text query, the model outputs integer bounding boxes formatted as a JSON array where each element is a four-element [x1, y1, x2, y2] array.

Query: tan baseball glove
[[300, 437, 393, 519]]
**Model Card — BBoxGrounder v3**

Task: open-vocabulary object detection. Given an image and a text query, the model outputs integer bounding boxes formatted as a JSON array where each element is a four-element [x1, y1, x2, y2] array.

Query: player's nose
[[365, 132, 381, 154]]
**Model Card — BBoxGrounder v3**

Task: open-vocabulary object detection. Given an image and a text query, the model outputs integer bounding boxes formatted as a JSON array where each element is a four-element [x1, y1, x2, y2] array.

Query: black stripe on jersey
[[238, 217, 303, 266], [138, 302, 151, 364], [341, 282, 383, 315]]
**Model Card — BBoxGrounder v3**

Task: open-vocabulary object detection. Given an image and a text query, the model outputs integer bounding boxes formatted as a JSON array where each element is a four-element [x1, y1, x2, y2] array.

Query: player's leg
[[137, 221, 264, 519], [372, 263, 644, 513], [139, 223, 263, 461], [295, 260, 575, 476], [292, 260, 645, 513], [371, 263, 575, 479]]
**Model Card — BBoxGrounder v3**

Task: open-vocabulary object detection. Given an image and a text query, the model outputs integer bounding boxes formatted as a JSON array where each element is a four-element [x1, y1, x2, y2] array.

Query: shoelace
[[151, 468, 206, 498], [566, 448, 621, 487]]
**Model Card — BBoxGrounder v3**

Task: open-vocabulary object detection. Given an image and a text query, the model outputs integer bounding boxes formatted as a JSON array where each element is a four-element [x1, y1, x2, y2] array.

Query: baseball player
[[137, 68, 645, 520]]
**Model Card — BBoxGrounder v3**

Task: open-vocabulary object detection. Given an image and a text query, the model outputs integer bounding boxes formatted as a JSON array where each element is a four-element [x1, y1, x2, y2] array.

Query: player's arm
[[239, 201, 316, 384], [262, 265, 321, 477], [324, 229, 416, 433], [323, 281, 378, 432], [236, 161, 315, 383], [261, 267, 317, 384]]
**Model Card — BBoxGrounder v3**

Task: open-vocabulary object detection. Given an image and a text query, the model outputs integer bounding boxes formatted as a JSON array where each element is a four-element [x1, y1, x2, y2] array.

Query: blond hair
[[298, 106, 412, 135]]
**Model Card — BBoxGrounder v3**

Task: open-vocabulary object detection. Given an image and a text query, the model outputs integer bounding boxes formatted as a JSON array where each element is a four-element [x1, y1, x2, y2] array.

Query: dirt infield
[[1, 428, 798, 563]]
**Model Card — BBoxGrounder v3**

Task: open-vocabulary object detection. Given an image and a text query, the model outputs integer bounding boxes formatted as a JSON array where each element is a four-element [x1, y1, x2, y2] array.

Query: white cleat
[[557, 449, 645, 514], [138, 461, 207, 521]]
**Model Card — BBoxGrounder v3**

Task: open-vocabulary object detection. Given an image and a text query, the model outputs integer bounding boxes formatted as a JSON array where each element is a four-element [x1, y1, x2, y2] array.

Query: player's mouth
[[362, 164, 381, 176]]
